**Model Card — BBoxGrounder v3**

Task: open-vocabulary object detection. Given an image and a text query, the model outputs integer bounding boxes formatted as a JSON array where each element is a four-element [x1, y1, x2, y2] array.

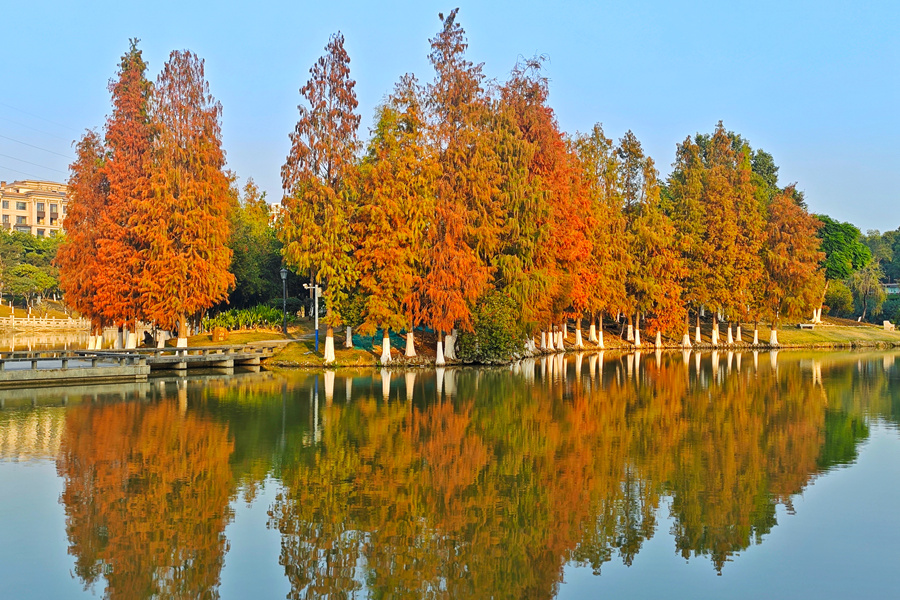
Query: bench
[[798, 323, 815, 330]]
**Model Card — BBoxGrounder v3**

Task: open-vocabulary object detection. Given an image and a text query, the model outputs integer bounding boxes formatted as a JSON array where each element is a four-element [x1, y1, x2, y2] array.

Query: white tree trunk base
[[444, 333, 456, 360], [711, 328, 719, 346], [753, 329, 759, 345], [575, 329, 584, 348], [563, 322, 568, 340], [557, 330, 564, 350], [540, 331, 547, 350], [588, 323, 598, 343], [695, 326, 702, 344], [597, 329, 605, 350], [324, 335, 336, 364], [769, 329, 779, 346], [380, 335, 392, 364], [726, 326, 734, 345], [655, 331, 662, 349], [115, 330, 124, 350], [634, 328, 642, 347], [405, 332, 416, 357], [436, 340, 445, 366], [627, 324, 634, 342], [547, 332, 555, 352], [682, 333, 692, 348], [736, 326, 742, 342], [125, 331, 137, 349], [345, 326, 353, 348]]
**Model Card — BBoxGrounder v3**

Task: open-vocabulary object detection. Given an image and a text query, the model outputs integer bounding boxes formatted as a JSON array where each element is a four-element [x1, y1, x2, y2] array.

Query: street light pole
[[280, 268, 288, 335], [303, 282, 321, 352]]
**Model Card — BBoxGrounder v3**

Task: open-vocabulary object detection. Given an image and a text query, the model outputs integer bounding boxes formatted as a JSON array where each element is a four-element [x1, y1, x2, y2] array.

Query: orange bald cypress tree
[[418, 9, 495, 364], [761, 186, 825, 344], [280, 32, 361, 364], [573, 124, 629, 348], [95, 40, 152, 347], [57, 131, 108, 345], [136, 50, 234, 345], [357, 75, 437, 361]]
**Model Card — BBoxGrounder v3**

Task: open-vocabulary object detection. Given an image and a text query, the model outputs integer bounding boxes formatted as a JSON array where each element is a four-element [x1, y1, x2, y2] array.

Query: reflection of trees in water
[[269, 353, 876, 597], [48, 352, 889, 598], [57, 399, 234, 599]]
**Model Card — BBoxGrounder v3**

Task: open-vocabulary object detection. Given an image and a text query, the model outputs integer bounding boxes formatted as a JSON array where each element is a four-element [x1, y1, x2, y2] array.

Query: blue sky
[[1, 0, 897, 232]]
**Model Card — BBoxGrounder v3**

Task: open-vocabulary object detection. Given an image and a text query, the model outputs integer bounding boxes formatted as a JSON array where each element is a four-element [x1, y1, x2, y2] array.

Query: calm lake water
[[1, 350, 899, 599]]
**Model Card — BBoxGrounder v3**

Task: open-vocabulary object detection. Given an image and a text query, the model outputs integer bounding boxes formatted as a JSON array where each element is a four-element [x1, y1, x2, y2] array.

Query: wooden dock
[[0, 350, 149, 389], [0, 343, 284, 389], [76, 342, 285, 371]]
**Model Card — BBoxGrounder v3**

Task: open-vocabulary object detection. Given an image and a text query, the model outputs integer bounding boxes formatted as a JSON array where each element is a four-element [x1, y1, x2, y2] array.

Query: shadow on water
[[1, 349, 899, 598]]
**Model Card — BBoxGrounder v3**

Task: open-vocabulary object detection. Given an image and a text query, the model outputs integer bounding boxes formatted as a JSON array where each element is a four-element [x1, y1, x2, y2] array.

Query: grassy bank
[[184, 316, 900, 369]]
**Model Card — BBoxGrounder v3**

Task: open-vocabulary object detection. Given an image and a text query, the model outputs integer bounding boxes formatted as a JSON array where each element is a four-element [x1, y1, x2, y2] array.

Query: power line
[[0, 134, 74, 160], [0, 101, 80, 133], [0, 152, 67, 174], [0, 163, 42, 179], [0, 115, 72, 142]]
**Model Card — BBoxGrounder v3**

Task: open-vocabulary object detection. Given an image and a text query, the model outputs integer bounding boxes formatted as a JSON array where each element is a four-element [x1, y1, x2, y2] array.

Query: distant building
[[0, 179, 70, 237], [883, 283, 900, 295], [268, 202, 284, 226]]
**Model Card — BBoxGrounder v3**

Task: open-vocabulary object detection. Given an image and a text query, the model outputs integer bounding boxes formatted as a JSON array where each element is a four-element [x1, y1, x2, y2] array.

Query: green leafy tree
[[848, 261, 885, 320], [227, 178, 282, 308], [815, 215, 871, 280]]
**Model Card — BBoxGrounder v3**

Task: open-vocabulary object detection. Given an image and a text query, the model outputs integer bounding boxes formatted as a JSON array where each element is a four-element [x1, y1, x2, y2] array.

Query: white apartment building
[[0, 179, 69, 237]]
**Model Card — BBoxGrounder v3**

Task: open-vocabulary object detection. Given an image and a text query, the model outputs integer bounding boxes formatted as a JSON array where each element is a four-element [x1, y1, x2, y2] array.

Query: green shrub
[[202, 305, 286, 331], [824, 280, 854, 318], [457, 291, 525, 363]]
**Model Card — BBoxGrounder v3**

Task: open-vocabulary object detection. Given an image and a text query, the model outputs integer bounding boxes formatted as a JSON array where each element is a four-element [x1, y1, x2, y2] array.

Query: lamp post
[[303, 282, 321, 352], [280, 268, 288, 335]]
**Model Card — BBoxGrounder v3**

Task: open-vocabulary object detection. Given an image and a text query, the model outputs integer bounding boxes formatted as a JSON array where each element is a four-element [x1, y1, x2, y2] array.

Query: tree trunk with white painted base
[[125, 324, 137, 350], [540, 331, 547, 350], [380, 330, 392, 364], [556, 328, 564, 350], [547, 329, 555, 351], [753, 326, 759, 346], [344, 326, 353, 348], [634, 323, 642, 347], [769, 328, 779, 345], [435, 337, 445, 366], [405, 331, 416, 357], [176, 315, 188, 349], [575, 318, 584, 348], [736, 325, 742, 343], [626, 316, 634, 342], [563, 322, 568, 340], [444, 330, 457, 360], [324, 326, 336, 364], [655, 330, 662, 349], [710, 315, 719, 346], [588, 320, 598, 343], [726, 324, 734, 345]]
